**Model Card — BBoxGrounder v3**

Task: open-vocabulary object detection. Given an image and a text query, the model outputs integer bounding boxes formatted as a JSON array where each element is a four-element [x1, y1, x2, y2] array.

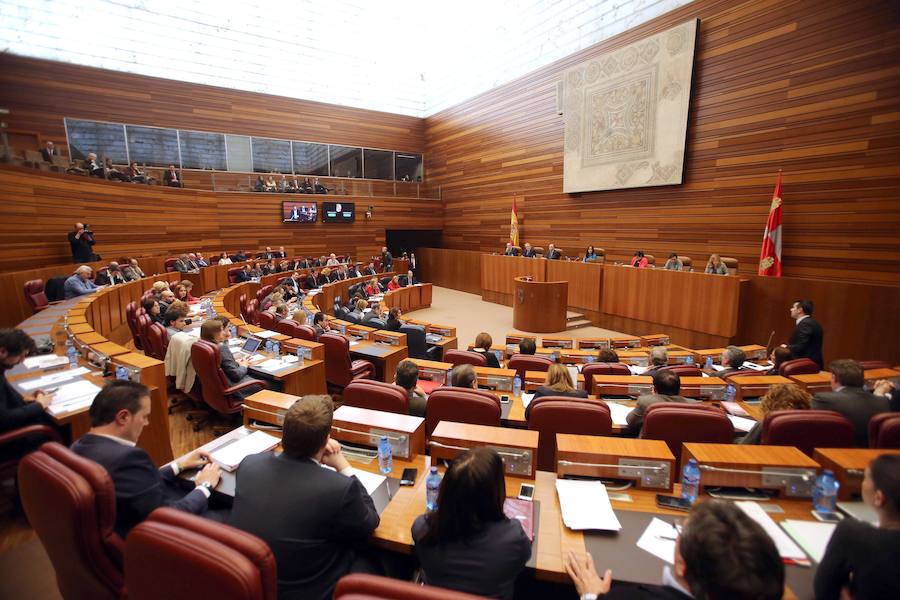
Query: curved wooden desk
[[513, 276, 568, 333]]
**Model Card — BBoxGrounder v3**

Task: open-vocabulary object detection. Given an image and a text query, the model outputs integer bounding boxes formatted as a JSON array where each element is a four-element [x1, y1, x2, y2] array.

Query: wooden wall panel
[[0, 55, 423, 153], [415, 248, 481, 295], [424, 0, 900, 285]]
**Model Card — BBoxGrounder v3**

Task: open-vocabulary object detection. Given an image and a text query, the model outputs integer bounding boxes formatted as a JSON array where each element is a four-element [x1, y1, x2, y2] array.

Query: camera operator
[[68, 222, 96, 263]]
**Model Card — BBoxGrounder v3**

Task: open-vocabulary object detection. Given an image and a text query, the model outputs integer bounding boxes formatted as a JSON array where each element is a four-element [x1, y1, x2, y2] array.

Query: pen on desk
[[655, 533, 678, 541]]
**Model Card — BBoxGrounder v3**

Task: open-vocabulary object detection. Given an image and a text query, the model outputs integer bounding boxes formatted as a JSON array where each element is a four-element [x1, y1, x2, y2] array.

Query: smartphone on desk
[[518, 483, 535, 501], [500, 394, 510, 403], [656, 494, 692, 512], [400, 468, 417, 486]]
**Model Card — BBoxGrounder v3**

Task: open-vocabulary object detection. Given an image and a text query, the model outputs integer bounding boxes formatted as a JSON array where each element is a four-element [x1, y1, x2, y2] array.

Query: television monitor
[[322, 202, 355, 223], [283, 201, 317, 223]]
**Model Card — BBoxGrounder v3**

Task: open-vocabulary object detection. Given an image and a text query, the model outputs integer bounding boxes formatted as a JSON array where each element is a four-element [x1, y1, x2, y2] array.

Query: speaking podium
[[513, 276, 567, 333]]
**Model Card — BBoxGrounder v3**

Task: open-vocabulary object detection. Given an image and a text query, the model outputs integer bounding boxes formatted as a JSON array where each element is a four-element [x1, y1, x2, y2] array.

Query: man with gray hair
[[95, 262, 126, 286], [644, 346, 669, 376], [64, 265, 100, 299], [174, 253, 197, 274], [719, 345, 748, 377]]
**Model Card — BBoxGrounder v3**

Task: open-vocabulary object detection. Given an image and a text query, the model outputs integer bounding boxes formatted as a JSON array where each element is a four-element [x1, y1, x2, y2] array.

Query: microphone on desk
[[765, 330, 776, 354], [697, 463, 816, 498]]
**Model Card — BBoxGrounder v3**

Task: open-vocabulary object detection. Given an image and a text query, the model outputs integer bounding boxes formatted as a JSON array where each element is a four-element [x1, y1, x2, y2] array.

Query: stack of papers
[[556, 479, 622, 531], [604, 401, 635, 426], [628, 365, 648, 375], [254, 330, 280, 339], [727, 414, 757, 432], [636, 517, 678, 563], [254, 358, 292, 372], [47, 380, 102, 416], [781, 520, 836, 563], [521, 393, 535, 408], [210, 430, 280, 471], [23, 355, 69, 370], [736, 501, 808, 564], [710, 364, 727, 372], [742, 361, 772, 372], [19, 367, 92, 391], [347, 468, 387, 496]]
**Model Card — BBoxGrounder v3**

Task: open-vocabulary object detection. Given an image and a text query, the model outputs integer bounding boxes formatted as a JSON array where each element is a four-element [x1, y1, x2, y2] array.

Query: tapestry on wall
[[562, 19, 698, 193]]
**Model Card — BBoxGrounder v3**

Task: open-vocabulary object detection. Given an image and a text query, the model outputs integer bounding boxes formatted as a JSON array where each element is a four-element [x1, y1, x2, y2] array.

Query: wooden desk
[[813, 448, 900, 500], [789, 372, 832, 394], [556, 435, 676, 491], [730, 375, 796, 401], [248, 357, 327, 396], [864, 368, 900, 386], [481, 254, 546, 301], [430, 421, 540, 478], [683, 443, 820, 497], [546, 260, 603, 314], [350, 341, 409, 382], [513, 277, 567, 333]]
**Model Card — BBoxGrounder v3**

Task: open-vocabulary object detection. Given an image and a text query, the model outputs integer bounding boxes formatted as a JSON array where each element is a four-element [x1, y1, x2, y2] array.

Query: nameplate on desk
[[505, 343, 519, 355], [429, 327, 453, 337], [482, 375, 513, 392], [684, 443, 819, 498], [578, 339, 610, 349], [430, 422, 538, 479], [350, 330, 370, 340], [373, 333, 400, 345], [419, 368, 448, 385], [556, 434, 675, 491], [699, 384, 726, 400], [627, 383, 652, 396], [332, 405, 425, 459]]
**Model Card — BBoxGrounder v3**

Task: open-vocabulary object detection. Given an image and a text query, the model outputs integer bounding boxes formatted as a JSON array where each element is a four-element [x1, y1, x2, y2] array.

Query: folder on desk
[[210, 430, 280, 472], [504, 498, 534, 541]]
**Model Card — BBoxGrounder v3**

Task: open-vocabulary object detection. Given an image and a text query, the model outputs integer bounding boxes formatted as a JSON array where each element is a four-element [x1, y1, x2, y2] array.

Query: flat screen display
[[283, 201, 317, 223], [322, 202, 355, 223]]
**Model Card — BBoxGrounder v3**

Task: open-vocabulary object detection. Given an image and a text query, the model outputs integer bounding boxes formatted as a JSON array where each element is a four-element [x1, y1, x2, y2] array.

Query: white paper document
[[604, 401, 635, 426], [781, 520, 836, 563], [742, 361, 771, 372], [23, 355, 69, 369], [521, 393, 535, 408], [255, 358, 291, 372], [254, 330, 280, 339], [19, 367, 92, 391], [710, 364, 727, 372], [636, 517, 678, 564], [736, 501, 807, 562], [47, 380, 102, 415], [349, 340, 359, 346], [347, 468, 388, 496], [628, 365, 648, 375], [727, 415, 757, 432], [211, 430, 280, 471], [555, 479, 622, 531]]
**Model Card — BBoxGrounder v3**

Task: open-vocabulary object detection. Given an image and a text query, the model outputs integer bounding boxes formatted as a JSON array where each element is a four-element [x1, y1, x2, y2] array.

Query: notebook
[[235, 336, 262, 357]]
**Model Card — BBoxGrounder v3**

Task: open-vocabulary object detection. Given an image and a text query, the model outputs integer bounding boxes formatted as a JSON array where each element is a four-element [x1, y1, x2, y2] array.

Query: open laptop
[[234, 336, 262, 358]]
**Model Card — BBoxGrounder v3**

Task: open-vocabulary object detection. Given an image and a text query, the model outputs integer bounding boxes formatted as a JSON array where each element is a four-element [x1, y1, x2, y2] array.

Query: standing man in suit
[[813, 359, 889, 447], [68, 222, 96, 263], [522, 243, 536, 258], [625, 370, 692, 436], [381, 247, 393, 272], [784, 299, 824, 369], [545, 243, 561, 260], [163, 164, 182, 187], [41, 140, 57, 162], [230, 395, 380, 600], [71, 380, 221, 536]]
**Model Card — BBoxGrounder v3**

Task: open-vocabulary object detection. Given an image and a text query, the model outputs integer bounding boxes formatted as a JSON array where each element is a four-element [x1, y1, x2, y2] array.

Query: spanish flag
[[758, 172, 783, 276], [510, 197, 520, 247]]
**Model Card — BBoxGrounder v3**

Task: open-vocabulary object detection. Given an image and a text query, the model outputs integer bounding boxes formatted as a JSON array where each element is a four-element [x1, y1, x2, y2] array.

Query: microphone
[[697, 463, 816, 498]]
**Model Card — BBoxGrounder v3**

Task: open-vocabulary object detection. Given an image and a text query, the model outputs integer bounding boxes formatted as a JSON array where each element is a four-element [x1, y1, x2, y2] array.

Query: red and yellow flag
[[758, 172, 783, 276], [510, 197, 520, 246]]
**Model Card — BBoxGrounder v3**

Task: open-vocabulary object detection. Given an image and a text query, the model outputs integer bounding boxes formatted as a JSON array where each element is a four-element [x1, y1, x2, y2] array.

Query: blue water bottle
[[681, 458, 701, 504], [377, 436, 393, 474], [724, 383, 736, 402], [813, 470, 839, 515], [265, 339, 274, 354], [685, 355, 695, 365], [230, 325, 238, 339], [272, 342, 281, 359], [513, 375, 522, 397], [296, 346, 305, 365], [115, 365, 128, 380], [66, 344, 78, 367], [704, 356, 714, 370], [426, 466, 442, 511]]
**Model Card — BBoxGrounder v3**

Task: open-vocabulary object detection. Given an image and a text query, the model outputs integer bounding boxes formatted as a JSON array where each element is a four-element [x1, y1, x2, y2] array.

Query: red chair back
[[256, 285, 273, 303], [659, 365, 703, 377], [443, 349, 487, 368], [125, 301, 144, 350], [343, 380, 409, 414], [582, 362, 631, 394], [762, 410, 855, 456], [869, 413, 900, 449], [258, 311, 276, 331], [507, 354, 554, 380], [321, 332, 356, 387], [238, 293, 248, 316], [164, 258, 178, 272], [425, 388, 501, 437], [228, 268, 243, 284], [126, 508, 277, 600], [144, 322, 169, 361], [190, 340, 245, 415], [335, 573, 487, 600], [643, 403, 733, 472], [528, 398, 612, 471], [18, 442, 125, 600], [779, 358, 820, 376], [245, 299, 260, 326], [24, 279, 49, 313]]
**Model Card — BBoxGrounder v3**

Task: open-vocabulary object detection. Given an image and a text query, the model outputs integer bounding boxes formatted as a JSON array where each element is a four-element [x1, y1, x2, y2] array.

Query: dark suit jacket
[[626, 394, 692, 436], [385, 317, 402, 332], [235, 270, 252, 283], [472, 348, 501, 369], [813, 387, 889, 447], [95, 271, 126, 286], [545, 249, 561, 260], [41, 148, 57, 161], [219, 344, 248, 383], [525, 386, 589, 420], [522, 248, 536, 257], [68, 231, 95, 262], [71, 434, 207, 536], [280, 277, 302, 297], [381, 252, 393, 270], [0, 374, 46, 433], [230, 453, 379, 600], [174, 259, 193, 273], [789, 316, 824, 368], [503, 248, 519, 256]]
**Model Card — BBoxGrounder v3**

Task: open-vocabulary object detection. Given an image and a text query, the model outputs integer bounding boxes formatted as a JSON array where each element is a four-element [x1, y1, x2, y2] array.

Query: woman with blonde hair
[[740, 383, 812, 444], [471, 332, 501, 368], [705, 253, 728, 275], [525, 363, 588, 419]]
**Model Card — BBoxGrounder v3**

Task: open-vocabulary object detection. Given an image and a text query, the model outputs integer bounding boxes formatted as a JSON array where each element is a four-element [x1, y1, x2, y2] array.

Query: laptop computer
[[234, 336, 262, 358]]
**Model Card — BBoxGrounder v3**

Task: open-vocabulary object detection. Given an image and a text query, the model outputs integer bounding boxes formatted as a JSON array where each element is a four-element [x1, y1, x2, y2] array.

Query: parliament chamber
[[1, 1, 900, 599]]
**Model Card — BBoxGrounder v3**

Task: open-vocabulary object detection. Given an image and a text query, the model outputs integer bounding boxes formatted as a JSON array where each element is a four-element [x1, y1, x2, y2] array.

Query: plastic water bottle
[[681, 458, 701, 504], [66, 345, 78, 367], [115, 365, 128, 380], [585, 355, 595, 363], [426, 466, 441, 511], [296, 346, 305, 365], [813, 470, 839, 515], [265, 339, 274, 354], [230, 325, 238, 339], [513, 375, 522, 397], [272, 342, 281, 359], [724, 383, 736, 402], [377, 436, 393, 474], [685, 355, 695, 365], [704, 356, 714, 370]]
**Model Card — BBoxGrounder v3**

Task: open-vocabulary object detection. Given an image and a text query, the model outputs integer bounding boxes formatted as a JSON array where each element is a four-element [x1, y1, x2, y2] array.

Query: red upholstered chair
[[761, 410, 854, 456], [256, 285, 273, 303], [228, 268, 243, 284], [190, 340, 267, 429], [443, 349, 487, 368], [24, 279, 56, 313], [335, 573, 488, 600], [507, 354, 554, 380], [343, 380, 409, 414], [238, 293, 249, 316], [642, 403, 734, 472], [277, 320, 317, 341], [245, 299, 261, 326], [144, 322, 169, 361], [126, 508, 277, 600], [125, 301, 144, 350], [582, 362, 631, 395], [527, 397, 612, 471], [425, 387, 501, 437], [164, 258, 178, 272], [659, 365, 703, 377], [869, 413, 900, 448], [0, 424, 62, 479], [320, 332, 375, 388], [18, 442, 125, 600], [258, 311, 276, 331], [135, 313, 153, 352], [779, 358, 820, 377], [859, 360, 891, 370]]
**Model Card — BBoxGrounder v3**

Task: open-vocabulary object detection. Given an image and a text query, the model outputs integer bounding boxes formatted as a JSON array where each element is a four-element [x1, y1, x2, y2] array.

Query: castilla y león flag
[[758, 172, 783, 276], [510, 197, 520, 247]]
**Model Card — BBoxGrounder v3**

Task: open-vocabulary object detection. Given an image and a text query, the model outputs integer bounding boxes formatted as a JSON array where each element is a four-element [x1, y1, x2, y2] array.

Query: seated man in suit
[[518, 337, 536, 356], [157, 289, 176, 314], [783, 299, 824, 369], [625, 370, 692, 437], [522, 242, 536, 258], [188, 253, 205, 269], [174, 253, 197, 274], [234, 250, 249, 262], [276, 246, 287, 259], [717, 346, 748, 377], [122, 258, 146, 281], [280, 272, 303, 300], [545, 243, 561, 260], [566, 499, 783, 600], [813, 359, 889, 447], [230, 394, 380, 600], [304, 269, 320, 289], [71, 380, 221, 536], [405, 270, 417, 286], [163, 164, 182, 187], [347, 264, 362, 278], [64, 265, 100, 299], [83, 152, 104, 178], [95, 262, 126, 286], [362, 263, 377, 276], [235, 264, 254, 283], [503, 243, 519, 256], [385, 307, 403, 332], [395, 360, 427, 418], [644, 347, 669, 376]]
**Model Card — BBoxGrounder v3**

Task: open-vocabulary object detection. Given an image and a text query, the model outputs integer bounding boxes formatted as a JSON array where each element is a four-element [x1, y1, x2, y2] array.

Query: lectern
[[513, 276, 567, 333]]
